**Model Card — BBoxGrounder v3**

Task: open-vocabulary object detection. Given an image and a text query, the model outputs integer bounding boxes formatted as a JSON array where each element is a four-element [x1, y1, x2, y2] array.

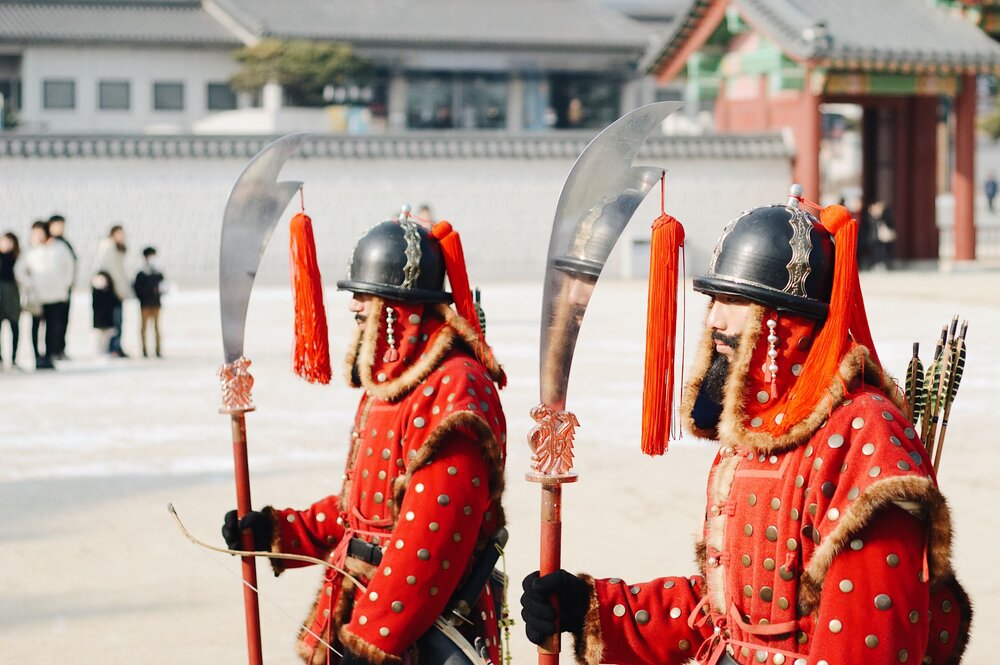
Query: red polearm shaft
[[231, 412, 264, 665], [527, 405, 579, 665], [538, 481, 564, 665]]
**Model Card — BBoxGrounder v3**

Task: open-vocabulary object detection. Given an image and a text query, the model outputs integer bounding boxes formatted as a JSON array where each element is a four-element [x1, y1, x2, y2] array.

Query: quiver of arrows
[[905, 316, 968, 473]]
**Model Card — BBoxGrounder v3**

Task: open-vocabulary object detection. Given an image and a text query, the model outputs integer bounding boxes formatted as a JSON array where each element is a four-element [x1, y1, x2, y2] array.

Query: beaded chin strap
[[766, 315, 780, 399], [383, 306, 400, 363]]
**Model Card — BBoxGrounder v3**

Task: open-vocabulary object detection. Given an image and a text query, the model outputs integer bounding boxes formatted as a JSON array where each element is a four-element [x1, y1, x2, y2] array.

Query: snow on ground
[[1, 272, 998, 663]]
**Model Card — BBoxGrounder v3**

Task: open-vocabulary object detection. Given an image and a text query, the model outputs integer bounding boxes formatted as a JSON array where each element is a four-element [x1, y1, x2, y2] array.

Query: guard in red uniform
[[225, 214, 508, 665], [521, 191, 971, 664]]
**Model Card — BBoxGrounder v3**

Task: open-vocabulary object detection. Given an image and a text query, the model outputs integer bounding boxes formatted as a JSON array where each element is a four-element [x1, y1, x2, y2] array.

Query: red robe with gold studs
[[263, 298, 507, 665], [573, 306, 971, 665]]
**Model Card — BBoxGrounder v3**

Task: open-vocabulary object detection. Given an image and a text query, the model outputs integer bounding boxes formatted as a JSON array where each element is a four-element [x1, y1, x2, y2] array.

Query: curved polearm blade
[[539, 102, 682, 409], [220, 132, 310, 363]]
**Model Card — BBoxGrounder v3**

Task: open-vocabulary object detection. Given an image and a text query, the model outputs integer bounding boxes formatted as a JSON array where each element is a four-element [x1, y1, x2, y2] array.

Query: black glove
[[520, 570, 592, 646], [222, 509, 272, 553]]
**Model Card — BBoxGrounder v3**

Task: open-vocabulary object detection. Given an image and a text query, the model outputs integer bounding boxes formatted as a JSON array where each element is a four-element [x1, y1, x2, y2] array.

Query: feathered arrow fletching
[[920, 326, 948, 442], [932, 320, 969, 473], [946, 331, 967, 406], [905, 343, 925, 423]]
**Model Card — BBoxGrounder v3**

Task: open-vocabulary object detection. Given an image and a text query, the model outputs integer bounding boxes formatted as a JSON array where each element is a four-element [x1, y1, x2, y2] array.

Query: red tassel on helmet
[[431, 221, 484, 342], [640, 211, 685, 456], [766, 203, 878, 432], [431, 221, 505, 388], [289, 211, 331, 384]]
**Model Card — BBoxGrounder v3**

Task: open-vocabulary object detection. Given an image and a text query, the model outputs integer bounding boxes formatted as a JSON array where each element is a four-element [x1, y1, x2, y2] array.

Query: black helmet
[[693, 193, 834, 319], [337, 219, 451, 303]]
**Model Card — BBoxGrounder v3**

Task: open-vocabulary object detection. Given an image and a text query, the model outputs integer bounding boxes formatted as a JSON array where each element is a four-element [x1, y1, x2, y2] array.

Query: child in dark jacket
[[91, 271, 119, 356], [133, 247, 164, 358]]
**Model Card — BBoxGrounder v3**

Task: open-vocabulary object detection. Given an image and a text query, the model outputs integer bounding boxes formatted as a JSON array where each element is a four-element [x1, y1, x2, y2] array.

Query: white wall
[[0, 139, 792, 289], [20, 46, 239, 134]]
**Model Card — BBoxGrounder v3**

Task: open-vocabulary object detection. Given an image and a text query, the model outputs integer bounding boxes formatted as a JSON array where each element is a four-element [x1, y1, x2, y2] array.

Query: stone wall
[[0, 132, 793, 288]]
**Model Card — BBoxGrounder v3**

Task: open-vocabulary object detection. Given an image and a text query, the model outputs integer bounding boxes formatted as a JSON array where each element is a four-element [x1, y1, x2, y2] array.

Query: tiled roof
[[643, 0, 1000, 74], [603, 0, 694, 22], [0, 132, 795, 160], [0, 1, 240, 46], [214, 0, 650, 51]]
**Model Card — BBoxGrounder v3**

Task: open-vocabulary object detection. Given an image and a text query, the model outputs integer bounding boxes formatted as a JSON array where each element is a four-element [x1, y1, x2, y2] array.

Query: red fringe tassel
[[767, 204, 878, 432], [289, 212, 331, 384], [431, 221, 505, 388], [641, 213, 685, 456]]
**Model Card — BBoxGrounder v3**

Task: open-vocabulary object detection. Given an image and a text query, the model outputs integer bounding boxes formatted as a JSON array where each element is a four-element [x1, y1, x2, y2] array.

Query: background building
[[0, 0, 664, 135], [643, 0, 1000, 262]]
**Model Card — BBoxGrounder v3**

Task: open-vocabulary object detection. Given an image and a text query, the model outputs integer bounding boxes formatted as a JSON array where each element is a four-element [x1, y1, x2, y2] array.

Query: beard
[[691, 332, 739, 432], [701, 351, 731, 406]]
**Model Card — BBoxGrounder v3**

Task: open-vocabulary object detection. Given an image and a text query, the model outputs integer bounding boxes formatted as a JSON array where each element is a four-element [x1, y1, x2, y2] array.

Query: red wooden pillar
[[912, 97, 940, 259], [953, 74, 976, 261], [715, 77, 729, 132], [794, 70, 822, 201]]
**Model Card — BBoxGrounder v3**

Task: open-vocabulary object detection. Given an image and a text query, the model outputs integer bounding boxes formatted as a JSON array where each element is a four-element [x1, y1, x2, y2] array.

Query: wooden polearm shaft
[[230, 411, 265, 665]]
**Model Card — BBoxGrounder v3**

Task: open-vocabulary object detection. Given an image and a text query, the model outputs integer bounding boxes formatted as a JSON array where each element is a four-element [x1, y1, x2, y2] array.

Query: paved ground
[[1, 271, 998, 664]]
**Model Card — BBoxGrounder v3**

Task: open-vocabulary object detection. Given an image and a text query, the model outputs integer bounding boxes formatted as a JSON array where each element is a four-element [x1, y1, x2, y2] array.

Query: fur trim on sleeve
[[798, 475, 952, 613], [946, 575, 974, 665], [260, 506, 284, 577], [391, 409, 505, 525], [339, 625, 404, 665], [572, 574, 604, 665], [694, 538, 707, 583]]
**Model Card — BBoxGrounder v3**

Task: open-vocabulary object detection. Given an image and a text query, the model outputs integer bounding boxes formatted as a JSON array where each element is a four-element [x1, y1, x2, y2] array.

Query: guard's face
[[706, 295, 752, 359], [349, 294, 374, 330]]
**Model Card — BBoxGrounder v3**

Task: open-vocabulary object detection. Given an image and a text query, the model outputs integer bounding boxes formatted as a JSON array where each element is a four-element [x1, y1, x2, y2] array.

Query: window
[[99, 80, 130, 110], [207, 82, 237, 111], [153, 82, 184, 111], [548, 73, 621, 129], [43, 79, 75, 109], [0, 79, 21, 112], [407, 73, 507, 130]]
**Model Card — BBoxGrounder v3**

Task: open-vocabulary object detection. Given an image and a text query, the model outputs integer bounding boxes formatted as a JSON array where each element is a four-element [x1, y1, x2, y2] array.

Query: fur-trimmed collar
[[683, 304, 903, 454], [344, 298, 504, 402]]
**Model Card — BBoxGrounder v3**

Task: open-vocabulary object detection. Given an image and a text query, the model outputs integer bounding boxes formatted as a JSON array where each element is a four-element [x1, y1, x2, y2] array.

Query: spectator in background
[[985, 172, 998, 213], [21, 223, 45, 366], [870, 200, 897, 270], [133, 246, 164, 358], [0, 232, 21, 369], [91, 271, 119, 357], [858, 201, 882, 271], [96, 225, 130, 358], [46, 214, 75, 359], [15, 220, 74, 370], [416, 203, 435, 230]]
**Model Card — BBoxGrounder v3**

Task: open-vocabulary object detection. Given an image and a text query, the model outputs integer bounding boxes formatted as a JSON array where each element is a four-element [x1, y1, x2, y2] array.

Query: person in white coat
[[96, 225, 131, 357], [15, 221, 74, 369]]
